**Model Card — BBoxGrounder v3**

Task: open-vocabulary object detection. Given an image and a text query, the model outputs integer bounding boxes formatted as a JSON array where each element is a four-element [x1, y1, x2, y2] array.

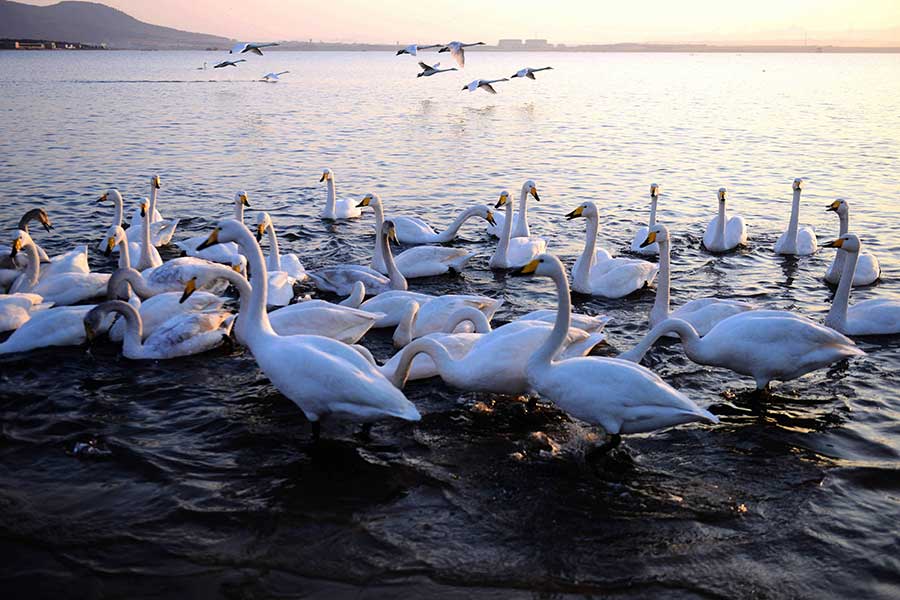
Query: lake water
[[1, 50, 899, 598]]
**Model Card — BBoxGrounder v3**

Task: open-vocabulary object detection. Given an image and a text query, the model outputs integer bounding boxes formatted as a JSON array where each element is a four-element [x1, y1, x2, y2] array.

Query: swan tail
[[561, 332, 606, 359], [448, 252, 477, 273]]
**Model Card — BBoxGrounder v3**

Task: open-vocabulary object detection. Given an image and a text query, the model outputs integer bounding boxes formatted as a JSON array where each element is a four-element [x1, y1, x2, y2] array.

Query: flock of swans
[[1, 172, 898, 451]]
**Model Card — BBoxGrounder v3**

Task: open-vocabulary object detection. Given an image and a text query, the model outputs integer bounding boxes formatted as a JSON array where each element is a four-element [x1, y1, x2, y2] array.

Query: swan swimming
[[703, 187, 748, 253], [487, 180, 540, 239], [319, 168, 362, 220], [176, 191, 249, 264], [308, 222, 406, 296], [489, 190, 547, 269], [126, 175, 178, 247], [9, 231, 108, 306], [773, 178, 817, 256], [629, 183, 661, 255], [824, 199, 880, 287]]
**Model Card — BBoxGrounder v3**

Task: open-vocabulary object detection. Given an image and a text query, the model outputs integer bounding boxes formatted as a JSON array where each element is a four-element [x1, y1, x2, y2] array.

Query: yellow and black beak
[[387, 228, 399, 245], [232, 263, 243, 274], [826, 201, 840, 212], [10, 237, 23, 259], [140, 203, 147, 218], [356, 196, 372, 208], [196, 228, 220, 251], [104, 236, 115, 257], [494, 194, 508, 209], [180, 277, 198, 304], [153, 176, 161, 190], [640, 231, 657, 248], [241, 194, 250, 207], [718, 190, 727, 201], [485, 210, 496, 226], [823, 238, 844, 248], [512, 258, 540, 276], [319, 172, 328, 182], [255, 223, 265, 242], [97, 192, 108, 203], [41, 219, 53, 233], [565, 206, 584, 220], [530, 186, 540, 202]]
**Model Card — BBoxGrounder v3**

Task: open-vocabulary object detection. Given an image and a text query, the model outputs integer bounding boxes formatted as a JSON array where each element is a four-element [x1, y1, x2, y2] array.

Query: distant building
[[524, 39, 550, 49], [15, 41, 46, 49], [498, 39, 523, 49]]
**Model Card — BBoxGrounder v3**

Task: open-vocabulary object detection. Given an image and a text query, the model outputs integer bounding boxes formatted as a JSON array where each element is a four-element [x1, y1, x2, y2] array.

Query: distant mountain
[[0, 0, 232, 49]]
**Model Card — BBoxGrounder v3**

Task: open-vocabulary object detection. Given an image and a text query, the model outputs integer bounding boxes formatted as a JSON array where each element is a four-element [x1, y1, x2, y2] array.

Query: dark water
[[1, 51, 899, 598]]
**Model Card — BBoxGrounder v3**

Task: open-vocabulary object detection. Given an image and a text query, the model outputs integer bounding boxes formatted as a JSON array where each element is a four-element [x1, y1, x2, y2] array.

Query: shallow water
[[1, 50, 899, 598]]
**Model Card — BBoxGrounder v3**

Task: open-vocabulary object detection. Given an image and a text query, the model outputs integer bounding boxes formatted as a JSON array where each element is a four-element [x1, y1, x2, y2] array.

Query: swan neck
[[109, 301, 144, 355], [444, 307, 491, 333], [325, 178, 336, 214], [140, 204, 153, 265], [513, 184, 530, 237], [116, 232, 131, 270], [651, 238, 671, 324], [620, 318, 701, 363], [530, 264, 572, 368], [234, 199, 244, 222], [266, 223, 281, 271], [715, 201, 727, 245], [149, 184, 158, 221], [235, 226, 275, 335], [825, 249, 858, 330], [787, 190, 801, 240], [20, 241, 40, 289], [389, 337, 453, 389], [381, 230, 408, 291], [113, 195, 123, 227], [648, 197, 658, 228], [574, 212, 599, 284], [495, 195, 515, 262], [838, 210, 849, 236], [435, 207, 475, 243], [372, 201, 386, 271], [392, 302, 418, 347]]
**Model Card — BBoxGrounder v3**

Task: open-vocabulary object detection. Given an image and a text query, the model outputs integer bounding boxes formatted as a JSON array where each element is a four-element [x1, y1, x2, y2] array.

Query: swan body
[[823, 235, 900, 335], [439, 41, 485, 68], [489, 189, 547, 269], [359, 290, 501, 329], [36, 245, 90, 281], [133, 199, 163, 270], [824, 200, 880, 287], [773, 179, 816, 255], [391, 295, 505, 347], [309, 221, 408, 296], [629, 184, 661, 255], [193, 219, 420, 431], [127, 175, 179, 247], [0, 305, 116, 355], [85, 301, 233, 360], [319, 168, 361, 220], [512, 254, 718, 435], [644, 224, 754, 335], [9, 232, 108, 305], [141, 257, 242, 296], [486, 181, 540, 239], [703, 187, 748, 252], [389, 205, 495, 244], [255, 211, 308, 282], [0, 293, 51, 333], [566, 202, 657, 298], [176, 191, 249, 264], [515, 309, 610, 334]]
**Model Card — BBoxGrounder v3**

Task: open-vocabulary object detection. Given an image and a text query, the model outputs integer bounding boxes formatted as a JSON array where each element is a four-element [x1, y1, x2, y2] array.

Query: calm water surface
[[1, 51, 899, 598]]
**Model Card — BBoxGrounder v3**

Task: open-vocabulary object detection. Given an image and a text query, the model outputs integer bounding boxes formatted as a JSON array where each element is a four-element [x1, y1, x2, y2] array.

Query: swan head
[[319, 168, 334, 182], [196, 219, 247, 251], [9, 230, 29, 259], [84, 302, 119, 341], [717, 188, 728, 203], [97, 189, 122, 205], [180, 276, 199, 304], [255, 211, 272, 241], [827, 199, 848, 215], [103, 225, 127, 257], [823, 233, 860, 253], [495, 191, 510, 209], [138, 199, 149, 217], [151, 175, 161, 190], [356, 192, 381, 209], [522, 180, 540, 201], [235, 191, 250, 207], [650, 183, 660, 198], [382, 220, 399, 245], [513, 253, 564, 278], [641, 224, 669, 248], [480, 207, 496, 226], [20, 207, 53, 233], [792, 178, 803, 192], [565, 201, 597, 220], [230, 255, 247, 275]]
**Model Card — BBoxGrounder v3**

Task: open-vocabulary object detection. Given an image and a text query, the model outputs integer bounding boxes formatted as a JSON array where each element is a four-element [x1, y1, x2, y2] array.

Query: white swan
[[192, 218, 421, 440], [0, 293, 51, 333], [823, 234, 899, 335], [824, 200, 880, 286], [255, 212, 307, 281], [629, 183, 661, 255], [307, 222, 407, 296], [3, 212, 88, 279], [0, 305, 115, 355], [319, 168, 361, 220], [359, 290, 502, 330], [774, 178, 816, 255], [0, 208, 53, 266], [185, 263, 384, 345], [566, 202, 657, 298], [84, 300, 233, 360], [512, 254, 718, 441], [620, 310, 863, 391], [703, 187, 748, 252], [390, 295, 504, 347], [102, 223, 140, 269], [372, 201, 494, 245], [97, 189, 130, 252], [438, 41, 485, 68], [126, 175, 179, 247], [176, 191, 249, 264], [9, 232, 108, 306], [644, 224, 754, 335], [514, 309, 610, 334], [141, 256, 243, 296], [106, 268, 225, 342], [489, 190, 547, 269], [357, 193, 477, 277], [487, 180, 540, 238], [134, 199, 163, 270]]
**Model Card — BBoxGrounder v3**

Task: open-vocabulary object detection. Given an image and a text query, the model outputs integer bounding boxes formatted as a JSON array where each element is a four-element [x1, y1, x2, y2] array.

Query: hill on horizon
[[0, 0, 232, 49]]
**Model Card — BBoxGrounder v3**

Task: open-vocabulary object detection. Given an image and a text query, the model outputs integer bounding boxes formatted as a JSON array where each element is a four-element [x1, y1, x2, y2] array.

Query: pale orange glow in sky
[[21, 0, 900, 45]]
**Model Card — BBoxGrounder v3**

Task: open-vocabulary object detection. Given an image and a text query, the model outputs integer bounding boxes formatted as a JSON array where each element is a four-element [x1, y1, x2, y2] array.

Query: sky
[[22, 0, 900, 45]]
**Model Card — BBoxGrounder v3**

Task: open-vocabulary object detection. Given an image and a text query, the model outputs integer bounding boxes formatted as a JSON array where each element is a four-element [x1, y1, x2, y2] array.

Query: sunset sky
[[21, 0, 900, 45]]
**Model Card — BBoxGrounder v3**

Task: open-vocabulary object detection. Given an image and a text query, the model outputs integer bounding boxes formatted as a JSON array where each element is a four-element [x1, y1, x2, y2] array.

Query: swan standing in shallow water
[[823, 234, 900, 335], [357, 194, 477, 277], [176, 191, 250, 263], [194, 219, 421, 440], [566, 202, 656, 298], [774, 178, 817, 255], [620, 311, 863, 392], [703, 187, 748, 252], [824, 200, 880, 286], [644, 224, 753, 335], [487, 180, 540, 238], [319, 168, 361, 220], [514, 254, 717, 443], [84, 300, 233, 359], [629, 183, 661, 255], [126, 175, 179, 247], [489, 190, 547, 269]]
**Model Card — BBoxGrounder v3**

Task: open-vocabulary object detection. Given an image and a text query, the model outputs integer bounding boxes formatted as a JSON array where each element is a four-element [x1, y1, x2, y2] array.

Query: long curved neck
[[149, 183, 159, 222], [837, 209, 849, 236], [116, 232, 131, 270], [529, 264, 573, 369], [139, 206, 153, 266], [650, 238, 671, 324], [495, 197, 515, 262], [388, 337, 455, 389], [434, 207, 477, 243], [513, 184, 530, 237], [443, 306, 491, 333], [265, 222, 281, 270], [325, 178, 336, 214], [619, 318, 702, 363], [392, 302, 419, 347], [233, 227, 275, 335], [648, 196, 658, 227], [372, 200, 386, 270], [381, 231, 408, 291], [109, 268, 154, 300], [340, 281, 365, 307], [234, 199, 245, 222], [786, 189, 801, 242], [573, 212, 599, 284], [18, 242, 40, 289], [107, 301, 144, 356], [825, 249, 859, 330], [714, 201, 727, 246], [113, 195, 123, 227]]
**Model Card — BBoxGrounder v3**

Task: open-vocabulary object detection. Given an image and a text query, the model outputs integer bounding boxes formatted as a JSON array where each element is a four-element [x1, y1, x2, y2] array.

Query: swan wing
[[142, 311, 231, 359], [269, 304, 381, 344]]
